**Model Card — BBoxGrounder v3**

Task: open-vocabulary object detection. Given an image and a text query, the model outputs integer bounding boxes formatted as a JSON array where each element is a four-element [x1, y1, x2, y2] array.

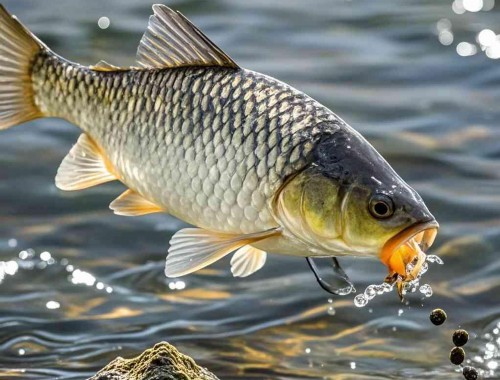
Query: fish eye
[[369, 194, 394, 219]]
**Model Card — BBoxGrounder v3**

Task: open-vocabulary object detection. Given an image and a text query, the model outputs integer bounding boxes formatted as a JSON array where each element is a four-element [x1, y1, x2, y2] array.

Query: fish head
[[275, 128, 438, 279]]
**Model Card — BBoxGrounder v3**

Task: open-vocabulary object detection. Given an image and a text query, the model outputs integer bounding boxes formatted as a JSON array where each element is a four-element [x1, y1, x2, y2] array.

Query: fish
[[0, 4, 438, 291]]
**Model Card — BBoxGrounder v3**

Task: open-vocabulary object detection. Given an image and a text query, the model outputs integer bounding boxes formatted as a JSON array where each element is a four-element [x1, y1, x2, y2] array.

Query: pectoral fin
[[165, 227, 279, 278], [110, 189, 164, 216], [55, 134, 116, 191], [230, 246, 267, 278]]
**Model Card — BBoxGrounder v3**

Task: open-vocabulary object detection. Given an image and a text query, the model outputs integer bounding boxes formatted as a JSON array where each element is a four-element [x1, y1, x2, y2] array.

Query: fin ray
[[165, 228, 279, 278], [0, 5, 44, 129], [55, 134, 116, 191], [230, 246, 267, 278], [110, 189, 164, 216], [136, 5, 238, 69]]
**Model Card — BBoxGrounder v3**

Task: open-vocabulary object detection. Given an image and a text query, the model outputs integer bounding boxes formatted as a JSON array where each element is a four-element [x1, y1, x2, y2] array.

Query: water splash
[[353, 254, 443, 307]]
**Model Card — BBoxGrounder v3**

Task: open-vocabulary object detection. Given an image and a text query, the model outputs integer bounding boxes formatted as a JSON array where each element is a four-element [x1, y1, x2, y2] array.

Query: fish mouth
[[380, 220, 439, 280]]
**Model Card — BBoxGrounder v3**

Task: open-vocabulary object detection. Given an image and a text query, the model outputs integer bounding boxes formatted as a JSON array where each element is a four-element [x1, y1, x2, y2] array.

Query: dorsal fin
[[136, 4, 238, 70], [90, 60, 128, 72]]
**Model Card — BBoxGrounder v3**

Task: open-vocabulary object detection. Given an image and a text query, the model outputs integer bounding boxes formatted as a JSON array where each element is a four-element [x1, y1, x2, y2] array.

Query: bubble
[[365, 285, 377, 300], [426, 255, 444, 264], [305, 348, 311, 354], [98, 16, 110, 30], [419, 262, 429, 276], [354, 294, 368, 308], [7, 239, 17, 248], [419, 284, 433, 297]]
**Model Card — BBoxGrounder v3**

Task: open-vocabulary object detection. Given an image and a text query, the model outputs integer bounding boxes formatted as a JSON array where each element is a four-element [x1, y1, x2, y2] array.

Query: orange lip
[[380, 220, 439, 277]]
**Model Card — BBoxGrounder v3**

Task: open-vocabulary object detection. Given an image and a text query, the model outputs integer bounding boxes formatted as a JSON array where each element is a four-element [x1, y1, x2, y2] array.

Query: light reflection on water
[[0, 0, 499, 379]]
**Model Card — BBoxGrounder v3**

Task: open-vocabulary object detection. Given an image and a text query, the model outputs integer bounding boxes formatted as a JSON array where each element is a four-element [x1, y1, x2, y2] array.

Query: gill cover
[[276, 127, 437, 260]]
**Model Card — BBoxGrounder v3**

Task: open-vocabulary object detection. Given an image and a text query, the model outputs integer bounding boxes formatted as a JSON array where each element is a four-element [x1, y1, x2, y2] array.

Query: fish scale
[[31, 53, 340, 233]]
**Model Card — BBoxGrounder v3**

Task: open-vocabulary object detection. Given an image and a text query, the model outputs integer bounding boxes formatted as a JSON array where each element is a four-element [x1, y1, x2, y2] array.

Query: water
[[1, 0, 499, 378]]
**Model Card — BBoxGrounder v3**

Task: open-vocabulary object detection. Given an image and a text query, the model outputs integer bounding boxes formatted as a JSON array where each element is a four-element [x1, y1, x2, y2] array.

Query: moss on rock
[[89, 342, 219, 380]]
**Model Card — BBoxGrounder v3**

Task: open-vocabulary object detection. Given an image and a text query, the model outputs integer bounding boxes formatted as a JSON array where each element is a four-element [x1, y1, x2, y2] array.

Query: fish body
[[32, 55, 336, 241], [0, 4, 438, 284]]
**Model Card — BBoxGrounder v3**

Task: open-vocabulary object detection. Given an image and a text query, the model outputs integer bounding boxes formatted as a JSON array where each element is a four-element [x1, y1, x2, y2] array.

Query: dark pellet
[[429, 308, 447, 325], [453, 329, 469, 347], [449, 347, 465, 365], [462, 366, 478, 380]]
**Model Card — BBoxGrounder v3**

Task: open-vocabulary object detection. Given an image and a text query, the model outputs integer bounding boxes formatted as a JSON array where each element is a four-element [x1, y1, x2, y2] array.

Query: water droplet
[[350, 362, 356, 369], [365, 285, 376, 300], [8, 239, 17, 248], [426, 255, 444, 264], [419, 284, 433, 297], [305, 348, 311, 354], [354, 294, 368, 308]]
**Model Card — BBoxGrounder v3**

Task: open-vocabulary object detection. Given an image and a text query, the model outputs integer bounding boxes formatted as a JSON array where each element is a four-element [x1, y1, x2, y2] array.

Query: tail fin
[[0, 5, 44, 130]]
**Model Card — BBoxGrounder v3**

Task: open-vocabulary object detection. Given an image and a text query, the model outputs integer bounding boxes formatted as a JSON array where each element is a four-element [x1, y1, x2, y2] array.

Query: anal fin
[[165, 228, 280, 278], [230, 246, 267, 277], [110, 189, 164, 216], [55, 133, 116, 191]]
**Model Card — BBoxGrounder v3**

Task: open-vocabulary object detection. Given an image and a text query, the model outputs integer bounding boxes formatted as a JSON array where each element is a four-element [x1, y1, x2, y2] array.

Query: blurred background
[[0, 0, 499, 379]]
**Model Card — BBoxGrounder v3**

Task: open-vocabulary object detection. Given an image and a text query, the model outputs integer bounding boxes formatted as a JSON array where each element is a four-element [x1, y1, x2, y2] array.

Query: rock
[[89, 342, 219, 380]]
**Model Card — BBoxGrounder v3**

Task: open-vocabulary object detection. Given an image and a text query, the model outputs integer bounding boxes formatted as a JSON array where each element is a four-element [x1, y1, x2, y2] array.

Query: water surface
[[0, 0, 499, 379]]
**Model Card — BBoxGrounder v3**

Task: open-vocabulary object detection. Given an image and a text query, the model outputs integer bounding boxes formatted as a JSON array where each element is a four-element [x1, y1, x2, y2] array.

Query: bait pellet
[[449, 346, 465, 365], [452, 329, 469, 347], [462, 366, 478, 380], [429, 308, 447, 325]]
